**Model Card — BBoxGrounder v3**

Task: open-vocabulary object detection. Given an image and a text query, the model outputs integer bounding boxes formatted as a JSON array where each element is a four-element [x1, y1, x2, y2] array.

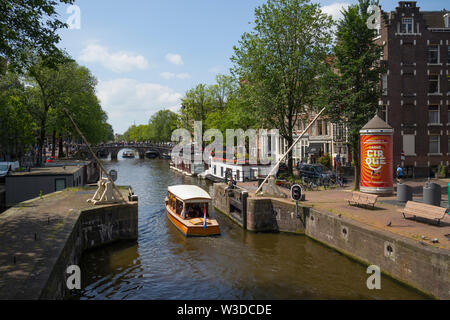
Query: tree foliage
[[319, 0, 384, 189], [231, 0, 334, 174], [0, 0, 74, 72]]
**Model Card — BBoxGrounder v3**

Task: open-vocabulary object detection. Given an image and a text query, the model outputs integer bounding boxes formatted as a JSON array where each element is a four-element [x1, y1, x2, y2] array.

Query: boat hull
[[166, 206, 220, 237]]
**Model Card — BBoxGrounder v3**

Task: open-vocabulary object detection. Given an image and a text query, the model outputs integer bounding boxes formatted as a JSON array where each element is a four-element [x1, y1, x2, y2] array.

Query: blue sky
[[55, 0, 448, 134]]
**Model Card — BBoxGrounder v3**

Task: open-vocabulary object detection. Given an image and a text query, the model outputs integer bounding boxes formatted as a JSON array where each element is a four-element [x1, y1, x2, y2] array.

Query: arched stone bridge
[[86, 143, 172, 160]]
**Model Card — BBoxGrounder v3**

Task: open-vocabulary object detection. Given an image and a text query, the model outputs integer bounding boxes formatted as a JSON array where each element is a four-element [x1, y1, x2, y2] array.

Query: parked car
[[45, 156, 56, 163], [0, 161, 20, 182], [297, 164, 334, 181]]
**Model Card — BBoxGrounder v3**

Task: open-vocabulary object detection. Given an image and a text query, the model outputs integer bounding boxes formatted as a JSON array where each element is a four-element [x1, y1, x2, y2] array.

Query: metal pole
[[255, 107, 326, 195], [63, 108, 126, 202]]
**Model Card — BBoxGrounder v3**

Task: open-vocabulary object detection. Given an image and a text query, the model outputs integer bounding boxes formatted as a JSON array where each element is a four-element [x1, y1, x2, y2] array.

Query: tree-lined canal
[[76, 152, 428, 300]]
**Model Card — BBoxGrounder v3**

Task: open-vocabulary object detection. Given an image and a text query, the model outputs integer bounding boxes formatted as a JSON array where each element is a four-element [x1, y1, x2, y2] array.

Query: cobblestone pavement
[[237, 179, 450, 250]]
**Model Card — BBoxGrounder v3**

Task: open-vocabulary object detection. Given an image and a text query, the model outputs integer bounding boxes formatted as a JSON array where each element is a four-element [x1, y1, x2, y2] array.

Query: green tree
[[0, 0, 74, 72], [27, 57, 113, 164], [0, 72, 37, 160], [320, 0, 384, 190], [148, 110, 179, 142], [231, 0, 334, 174], [179, 84, 213, 132]]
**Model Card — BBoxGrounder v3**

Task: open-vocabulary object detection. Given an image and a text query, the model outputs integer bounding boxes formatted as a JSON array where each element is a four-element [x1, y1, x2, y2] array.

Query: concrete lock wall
[[213, 183, 450, 299], [40, 203, 138, 299]]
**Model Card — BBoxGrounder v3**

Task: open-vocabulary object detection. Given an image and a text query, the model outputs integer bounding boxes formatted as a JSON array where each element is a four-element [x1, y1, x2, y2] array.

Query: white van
[[0, 161, 20, 178]]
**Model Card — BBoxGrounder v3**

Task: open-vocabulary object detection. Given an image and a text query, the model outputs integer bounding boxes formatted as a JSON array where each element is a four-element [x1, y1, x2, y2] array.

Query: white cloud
[[321, 2, 351, 21], [79, 44, 149, 73], [96, 78, 182, 133], [165, 53, 184, 66], [160, 72, 191, 80]]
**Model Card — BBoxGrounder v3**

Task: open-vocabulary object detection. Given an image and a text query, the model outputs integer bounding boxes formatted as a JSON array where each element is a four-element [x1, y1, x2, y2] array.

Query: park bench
[[401, 201, 448, 225], [347, 191, 378, 209]]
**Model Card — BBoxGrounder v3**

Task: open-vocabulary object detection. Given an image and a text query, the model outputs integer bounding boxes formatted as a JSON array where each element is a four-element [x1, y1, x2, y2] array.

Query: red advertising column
[[360, 115, 394, 195]]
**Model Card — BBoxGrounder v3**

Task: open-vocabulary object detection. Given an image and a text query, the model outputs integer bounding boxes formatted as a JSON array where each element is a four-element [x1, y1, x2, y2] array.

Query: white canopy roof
[[168, 185, 211, 201]]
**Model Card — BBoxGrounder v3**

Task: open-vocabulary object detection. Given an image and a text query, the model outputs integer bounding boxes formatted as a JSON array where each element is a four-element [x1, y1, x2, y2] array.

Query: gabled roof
[[168, 185, 211, 201]]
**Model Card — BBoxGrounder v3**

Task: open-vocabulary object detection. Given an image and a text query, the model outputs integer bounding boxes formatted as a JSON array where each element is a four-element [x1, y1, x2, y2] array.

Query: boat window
[[185, 203, 209, 219], [176, 199, 183, 215]]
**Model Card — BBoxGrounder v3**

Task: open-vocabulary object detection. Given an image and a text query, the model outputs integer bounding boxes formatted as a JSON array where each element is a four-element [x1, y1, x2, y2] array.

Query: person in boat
[[186, 206, 195, 219]]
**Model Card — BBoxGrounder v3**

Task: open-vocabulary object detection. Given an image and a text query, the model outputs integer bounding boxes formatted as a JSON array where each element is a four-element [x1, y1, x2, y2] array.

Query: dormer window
[[445, 13, 450, 28], [401, 18, 413, 33]]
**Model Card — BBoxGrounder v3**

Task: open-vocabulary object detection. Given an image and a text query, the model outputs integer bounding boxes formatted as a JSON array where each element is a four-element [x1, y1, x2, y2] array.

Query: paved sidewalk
[[0, 187, 130, 299], [237, 180, 450, 250]]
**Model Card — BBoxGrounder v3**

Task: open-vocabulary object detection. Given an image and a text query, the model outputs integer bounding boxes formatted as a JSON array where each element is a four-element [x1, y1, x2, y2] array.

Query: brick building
[[378, 1, 450, 177]]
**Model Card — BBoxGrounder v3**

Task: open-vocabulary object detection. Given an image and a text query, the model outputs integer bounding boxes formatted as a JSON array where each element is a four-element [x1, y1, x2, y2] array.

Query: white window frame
[[401, 18, 414, 34], [428, 74, 440, 94], [428, 105, 440, 124], [382, 74, 388, 95], [427, 45, 439, 64], [429, 135, 440, 154]]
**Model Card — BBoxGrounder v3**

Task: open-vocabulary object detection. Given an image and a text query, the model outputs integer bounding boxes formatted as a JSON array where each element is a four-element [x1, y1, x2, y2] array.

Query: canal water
[[76, 150, 428, 300]]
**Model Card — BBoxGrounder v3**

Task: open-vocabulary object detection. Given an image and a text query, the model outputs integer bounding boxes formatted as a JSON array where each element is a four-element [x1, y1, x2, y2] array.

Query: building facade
[[378, 1, 450, 177]]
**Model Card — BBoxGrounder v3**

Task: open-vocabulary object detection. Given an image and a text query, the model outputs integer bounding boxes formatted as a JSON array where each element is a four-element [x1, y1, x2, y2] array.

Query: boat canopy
[[168, 185, 211, 201]]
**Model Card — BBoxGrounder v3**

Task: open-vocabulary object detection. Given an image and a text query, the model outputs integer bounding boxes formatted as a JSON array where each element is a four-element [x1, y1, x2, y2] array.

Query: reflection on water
[[76, 151, 429, 300]]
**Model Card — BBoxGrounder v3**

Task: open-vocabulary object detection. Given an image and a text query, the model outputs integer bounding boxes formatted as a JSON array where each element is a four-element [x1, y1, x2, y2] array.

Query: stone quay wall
[[213, 183, 450, 299], [41, 203, 138, 299]]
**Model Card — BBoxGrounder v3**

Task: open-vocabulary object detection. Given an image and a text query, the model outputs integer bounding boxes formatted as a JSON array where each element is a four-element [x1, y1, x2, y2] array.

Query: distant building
[[378, 1, 450, 177]]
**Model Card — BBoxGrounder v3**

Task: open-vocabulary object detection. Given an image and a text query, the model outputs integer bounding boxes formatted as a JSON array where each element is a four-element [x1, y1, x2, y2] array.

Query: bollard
[[423, 182, 441, 207], [397, 183, 412, 203]]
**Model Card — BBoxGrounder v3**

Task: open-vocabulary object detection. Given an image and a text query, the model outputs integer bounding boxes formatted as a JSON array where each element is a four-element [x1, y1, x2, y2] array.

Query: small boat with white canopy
[[165, 185, 220, 236]]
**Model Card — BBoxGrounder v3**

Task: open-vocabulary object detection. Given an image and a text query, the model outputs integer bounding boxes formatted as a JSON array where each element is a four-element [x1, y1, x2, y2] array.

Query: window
[[445, 13, 450, 28], [447, 105, 450, 124], [382, 74, 388, 95], [429, 105, 440, 124], [429, 135, 440, 154], [448, 75, 450, 94], [379, 105, 388, 123], [221, 167, 224, 177], [448, 46, 450, 64], [403, 135, 415, 156], [55, 178, 66, 191], [317, 120, 323, 135], [448, 136, 450, 154], [429, 74, 439, 93], [324, 121, 329, 136], [213, 166, 216, 175], [297, 119, 301, 131], [401, 18, 413, 33], [428, 45, 439, 64]]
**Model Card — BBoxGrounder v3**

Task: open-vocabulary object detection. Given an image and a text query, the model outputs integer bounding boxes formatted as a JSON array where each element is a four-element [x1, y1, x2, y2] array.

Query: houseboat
[[122, 151, 135, 158], [206, 156, 276, 182], [165, 185, 220, 237]]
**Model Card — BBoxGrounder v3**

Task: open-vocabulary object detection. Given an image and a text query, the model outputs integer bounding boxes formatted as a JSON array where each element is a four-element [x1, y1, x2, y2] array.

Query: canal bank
[[0, 187, 138, 300], [213, 183, 450, 299]]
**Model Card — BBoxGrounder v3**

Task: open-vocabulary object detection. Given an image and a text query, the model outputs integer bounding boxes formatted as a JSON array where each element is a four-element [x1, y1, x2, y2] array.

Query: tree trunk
[[58, 133, 64, 158], [51, 129, 56, 157], [37, 119, 46, 167]]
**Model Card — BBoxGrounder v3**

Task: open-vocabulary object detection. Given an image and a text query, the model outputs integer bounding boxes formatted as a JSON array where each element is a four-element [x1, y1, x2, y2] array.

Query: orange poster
[[360, 134, 393, 193]]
